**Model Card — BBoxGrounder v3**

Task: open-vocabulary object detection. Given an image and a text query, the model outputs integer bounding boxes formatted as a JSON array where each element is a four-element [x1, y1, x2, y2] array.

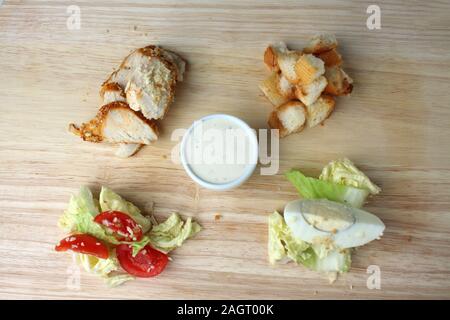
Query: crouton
[[268, 101, 307, 138], [277, 74, 296, 99], [305, 95, 336, 128], [295, 76, 327, 106], [294, 54, 325, 84], [277, 50, 302, 84], [259, 72, 289, 106], [263, 42, 288, 72], [303, 34, 338, 54], [316, 48, 342, 67], [324, 66, 353, 96]]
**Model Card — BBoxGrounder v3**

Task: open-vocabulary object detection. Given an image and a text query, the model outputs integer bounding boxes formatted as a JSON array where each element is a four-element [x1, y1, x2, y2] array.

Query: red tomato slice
[[55, 234, 109, 259], [94, 210, 143, 242], [116, 244, 168, 278]]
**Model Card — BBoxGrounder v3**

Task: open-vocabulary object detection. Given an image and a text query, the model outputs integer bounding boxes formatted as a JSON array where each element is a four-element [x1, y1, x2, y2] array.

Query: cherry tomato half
[[94, 210, 143, 242], [55, 234, 109, 259], [116, 244, 168, 278]]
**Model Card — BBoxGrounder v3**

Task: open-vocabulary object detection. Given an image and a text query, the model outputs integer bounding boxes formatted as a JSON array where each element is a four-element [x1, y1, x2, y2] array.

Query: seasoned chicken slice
[[101, 46, 184, 120], [100, 83, 141, 157], [100, 82, 127, 103], [160, 49, 186, 82], [115, 143, 143, 158], [99, 46, 185, 157], [69, 101, 159, 144]]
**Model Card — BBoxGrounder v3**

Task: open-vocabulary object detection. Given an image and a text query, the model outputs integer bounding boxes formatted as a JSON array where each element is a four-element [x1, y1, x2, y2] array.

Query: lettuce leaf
[[58, 186, 119, 244], [268, 212, 351, 274], [268, 211, 310, 264], [99, 187, 151, 233], [73, 252, 134, 287], [73, 252, 119, 276], [285, 170, 369, 208], [268, 212, 289, 264], [320, 158, 381, 195], [129, 213, 201, 256], [104, 274, 135, 288], [309, 248, 352, 273], [59, 187, 201, 285]]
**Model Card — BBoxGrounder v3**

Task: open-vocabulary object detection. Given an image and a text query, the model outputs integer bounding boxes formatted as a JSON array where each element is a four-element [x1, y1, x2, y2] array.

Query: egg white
[[284, 199, 385, 249]]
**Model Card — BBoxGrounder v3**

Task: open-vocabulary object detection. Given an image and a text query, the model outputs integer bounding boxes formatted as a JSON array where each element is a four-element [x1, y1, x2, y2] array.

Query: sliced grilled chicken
[[100, 82, 127, 103], [69, 101, 159, 144], [115, 143, 143, 158], [101, 46, 184, 121], [100, 46, 185, 157], [100, 82, 141, 157], [160, 49, 186, 82]]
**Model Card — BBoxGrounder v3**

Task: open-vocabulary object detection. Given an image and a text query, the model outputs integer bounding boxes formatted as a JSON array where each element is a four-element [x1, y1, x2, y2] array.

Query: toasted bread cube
[[295, 76, 327, 106], [316, 48, 342, 67], [263, 42, 288, 72], [268, 101, 307, 138], [277, 50, 302, 84], [305, 95, 336, 128], [303, 34, 338, 54], [259, 72, 289, 106], [324, 66, 353, 96], [294, 54, 325, 85], [277, 74, 296, 99]]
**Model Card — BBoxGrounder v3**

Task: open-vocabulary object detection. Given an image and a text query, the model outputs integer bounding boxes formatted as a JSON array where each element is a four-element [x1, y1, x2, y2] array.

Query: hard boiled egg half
[[284, 199, 385, 249]]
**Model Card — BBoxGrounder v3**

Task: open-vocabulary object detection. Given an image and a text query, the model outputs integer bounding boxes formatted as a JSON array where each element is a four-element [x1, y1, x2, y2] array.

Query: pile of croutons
[[259, 34, 353, 138]]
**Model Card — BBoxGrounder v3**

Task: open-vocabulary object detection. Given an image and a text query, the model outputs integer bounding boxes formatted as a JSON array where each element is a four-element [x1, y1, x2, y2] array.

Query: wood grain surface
[[0, 0, 449, 299]]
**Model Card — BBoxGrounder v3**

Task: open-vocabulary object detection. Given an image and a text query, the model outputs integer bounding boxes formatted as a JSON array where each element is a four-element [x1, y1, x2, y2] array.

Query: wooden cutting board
[[1, 0, 449, 299]]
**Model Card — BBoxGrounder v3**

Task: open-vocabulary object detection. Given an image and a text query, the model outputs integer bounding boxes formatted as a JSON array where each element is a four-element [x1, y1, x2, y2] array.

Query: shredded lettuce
[[58, 186, 202, 286], [73, 252, 119, 276], [268, 211, 310, 264], [129, 213, 202, 256], [309, 248, 351, 273], [73, 252, 134, 287], [99, 187, 151, 233], [268, 212, 350, 273], [285, 170, 369, 208], [320, 158, 381, 195], [104, 274, 135, 287], [268, 212, 289, 264], [268, 160, 381, 278], [58, 186, 119, 244]]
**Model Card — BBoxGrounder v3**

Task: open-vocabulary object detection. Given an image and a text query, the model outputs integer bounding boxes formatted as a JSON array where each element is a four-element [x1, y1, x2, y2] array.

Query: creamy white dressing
[[184, 117, 254, 184]]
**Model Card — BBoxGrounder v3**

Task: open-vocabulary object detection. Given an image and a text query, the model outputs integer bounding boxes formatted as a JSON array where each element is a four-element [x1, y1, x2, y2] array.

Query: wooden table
[[1, 0, 449, 299]]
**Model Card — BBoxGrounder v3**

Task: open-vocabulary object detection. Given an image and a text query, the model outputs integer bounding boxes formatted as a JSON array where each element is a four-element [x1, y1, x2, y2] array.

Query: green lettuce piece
[[129, 213, 201, 256], [268, 212, 288, 264], [268, 211, 310, 264], [285, 170, 369, 208], [309, 248, 352, 273], [73, 252, 134, 287], [104, 274, 135, 288], [58, 186, 119, 244], [268, 212, 351, 274], [99, 187, 151, 233], [73, 252, 120, 276], [128, 236, 151, 257], [320, 158, 381, 195], [311, 243, 333, 260]]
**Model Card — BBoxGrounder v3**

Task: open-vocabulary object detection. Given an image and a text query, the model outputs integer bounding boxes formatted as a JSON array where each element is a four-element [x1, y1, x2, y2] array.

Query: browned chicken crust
[[69, 101, 159, 144]]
